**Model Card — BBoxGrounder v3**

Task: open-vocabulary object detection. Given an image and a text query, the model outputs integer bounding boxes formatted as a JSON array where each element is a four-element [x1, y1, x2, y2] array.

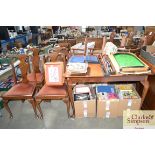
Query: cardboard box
[[97, 99, 119, 118], [74, 84, 96, 118], [74, 99, 96, 118], [115, 84, 141, 116], [96, 84, 119, 118], [118, 98, 141, 116]]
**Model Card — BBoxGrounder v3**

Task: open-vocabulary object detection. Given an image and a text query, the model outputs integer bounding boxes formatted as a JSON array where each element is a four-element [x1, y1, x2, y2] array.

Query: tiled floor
[[0, 100, 123, 129]]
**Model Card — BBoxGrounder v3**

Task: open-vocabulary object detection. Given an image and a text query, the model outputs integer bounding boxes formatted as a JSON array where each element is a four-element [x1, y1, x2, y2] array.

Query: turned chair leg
[[3, 100, 13, 118], [28, 99, 39, 118], [35, 99, 43, 119], [63, 97, 70, 118]]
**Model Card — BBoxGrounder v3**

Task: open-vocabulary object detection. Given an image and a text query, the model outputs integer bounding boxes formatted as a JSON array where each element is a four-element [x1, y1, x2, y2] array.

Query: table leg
[[140, 77, 149, 107], [66, 78, 75, 117]]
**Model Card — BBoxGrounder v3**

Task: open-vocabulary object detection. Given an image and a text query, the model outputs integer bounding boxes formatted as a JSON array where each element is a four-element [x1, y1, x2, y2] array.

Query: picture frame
[[44, 62, 64, 86]]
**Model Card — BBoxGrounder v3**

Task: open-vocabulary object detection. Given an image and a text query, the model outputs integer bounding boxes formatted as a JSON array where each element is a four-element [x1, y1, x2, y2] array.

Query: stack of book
[[67, 55, 99, 75], [68, 55, 99, 64], [67, 56, 87, 75], [74, 85, 95, 101], [67, 62, 88, 75]]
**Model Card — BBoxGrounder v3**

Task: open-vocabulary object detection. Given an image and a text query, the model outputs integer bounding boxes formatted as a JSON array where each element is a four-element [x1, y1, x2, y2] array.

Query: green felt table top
[[114, 53, 145, 68]]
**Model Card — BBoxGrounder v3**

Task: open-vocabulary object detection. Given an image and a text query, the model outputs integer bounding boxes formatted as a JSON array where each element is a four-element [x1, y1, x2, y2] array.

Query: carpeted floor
[[0, 100, 123, 129]]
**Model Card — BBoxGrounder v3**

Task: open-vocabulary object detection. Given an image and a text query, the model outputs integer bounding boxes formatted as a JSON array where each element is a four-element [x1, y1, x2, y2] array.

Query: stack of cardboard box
[[74, 84, 141, 118]]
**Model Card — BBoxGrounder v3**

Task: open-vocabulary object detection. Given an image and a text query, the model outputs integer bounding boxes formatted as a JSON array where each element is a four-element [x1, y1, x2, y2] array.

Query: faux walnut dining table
[[65, 63, 150, 117]]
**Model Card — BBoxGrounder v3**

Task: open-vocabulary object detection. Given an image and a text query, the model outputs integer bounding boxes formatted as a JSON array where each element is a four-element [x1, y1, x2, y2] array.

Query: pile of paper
[[67, 62, 88, 75]]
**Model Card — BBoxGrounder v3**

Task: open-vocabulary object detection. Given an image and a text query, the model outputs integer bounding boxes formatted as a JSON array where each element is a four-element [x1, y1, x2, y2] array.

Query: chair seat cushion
[[27, 73, 44, 83], [36, 84, 67, 98], [3, 83, 36, 98]]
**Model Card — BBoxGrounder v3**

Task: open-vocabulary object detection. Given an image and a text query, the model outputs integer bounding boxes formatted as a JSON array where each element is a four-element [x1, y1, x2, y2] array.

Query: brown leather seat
[[27, 73, 44, 83], [36, 84, 67, 98], [3, 83, 36, 99]]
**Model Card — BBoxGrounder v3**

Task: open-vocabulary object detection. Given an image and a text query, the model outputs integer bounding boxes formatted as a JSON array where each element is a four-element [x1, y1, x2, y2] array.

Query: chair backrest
[[146, 32, 155, 45], [120, 36, 127, 47], [84, 37, 88, 56], [46, 52, 66, 71], [110, 32, 116, 43], [140, 33, 155, 47], [18, 54, 30, 83], [58, 42, 71, 51], [101, 36, 107, 50], [126, 32, 134, 46], [53, 47, 69, 61], [76, 38, 103, 50], [30, 48, 41, 73]]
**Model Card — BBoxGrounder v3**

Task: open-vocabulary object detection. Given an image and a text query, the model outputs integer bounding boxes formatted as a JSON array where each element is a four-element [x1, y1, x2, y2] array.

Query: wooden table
[[65, 63, 150, 117]]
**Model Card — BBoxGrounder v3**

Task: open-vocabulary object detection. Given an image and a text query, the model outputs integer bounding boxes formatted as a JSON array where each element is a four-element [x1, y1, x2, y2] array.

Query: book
[[68, 56, 85, 63], [85, 56, 99, 63], [67, 63, 88, 74], [96, 85, 115, 93], [117, 85, 133, 91]]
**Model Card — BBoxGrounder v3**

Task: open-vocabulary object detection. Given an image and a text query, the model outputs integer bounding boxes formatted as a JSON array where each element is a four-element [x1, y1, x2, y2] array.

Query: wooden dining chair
[[126, 31, 134, 46], [71, 37, 88, 55], [118, 36, 141, 55], [90, 36, 107, 56], [58, 42, 71, 51], [120, 36, 127, 48], [2, 55, 38, 118], [35, 52, 70, 119], [139, 32, 155, 47], [109, 31, 116, 43], [53, 46, 70, 62], [146, 32, 155, 45], [27, 48, 44, 91]]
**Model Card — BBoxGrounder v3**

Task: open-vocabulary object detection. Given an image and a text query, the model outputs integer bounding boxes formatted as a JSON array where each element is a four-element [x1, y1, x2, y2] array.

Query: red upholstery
[[36, 84, 67, 97], [3, 83, 36, 98]]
